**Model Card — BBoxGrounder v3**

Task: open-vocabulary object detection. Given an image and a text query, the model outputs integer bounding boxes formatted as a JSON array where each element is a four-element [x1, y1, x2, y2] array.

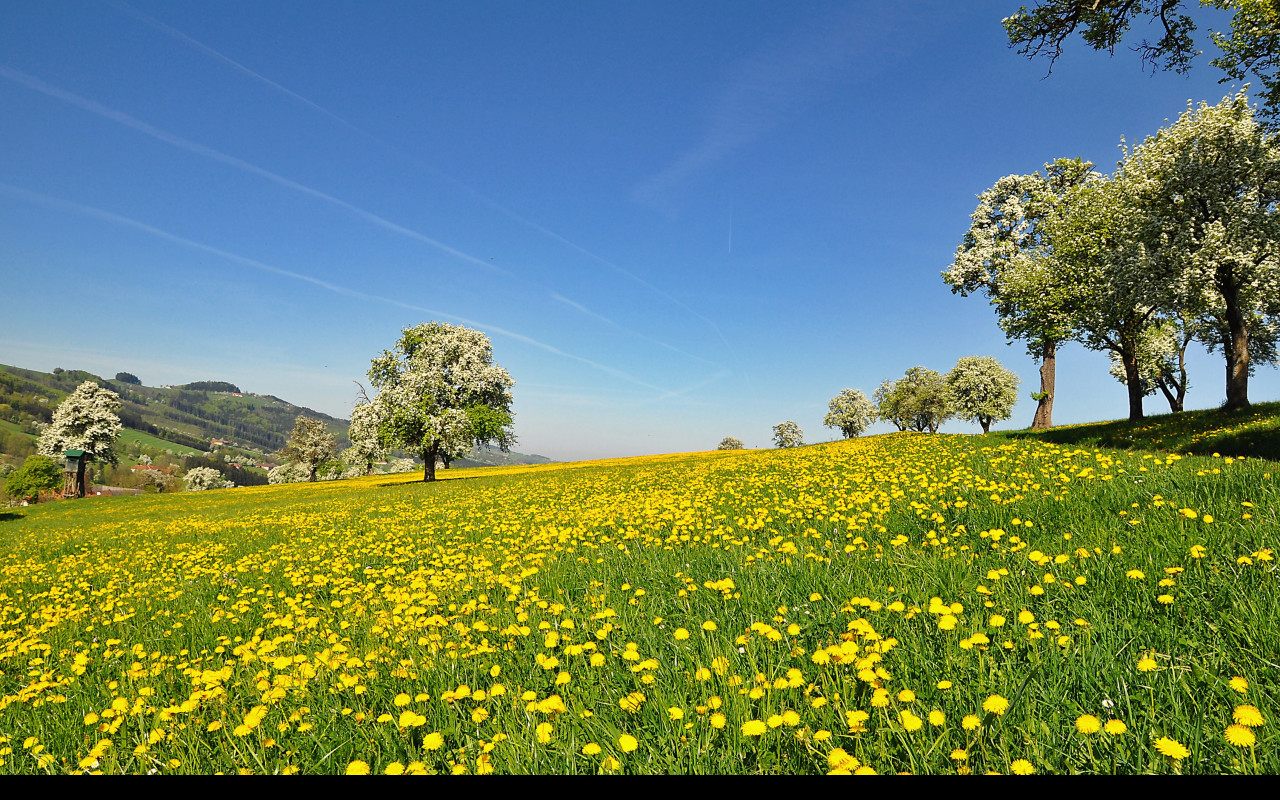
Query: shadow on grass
[[996, 401, 1280, 460], [0, 512, 24, 523]]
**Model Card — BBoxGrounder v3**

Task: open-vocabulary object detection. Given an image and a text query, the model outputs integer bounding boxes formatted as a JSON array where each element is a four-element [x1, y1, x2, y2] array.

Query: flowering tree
[[823, 388, 876, 438], [878, 367, 954, 433], [279, 416, 337, 482], [946, 356, 1020, 433], [37, 382, 123, 483], [268, 462, 310, 485], [717, 436, 744, 450], [772, 421, 804, 448], [183, 466, 231, 491], [944, 159, 1092, 429], [366, 322, 515, 482], [1120, 91, 1280, 411]]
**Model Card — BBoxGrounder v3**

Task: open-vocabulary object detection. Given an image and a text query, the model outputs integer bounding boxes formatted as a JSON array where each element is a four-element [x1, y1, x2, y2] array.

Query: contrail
[[0, 64, 515, 282], [103, 1, 735, 357], [0, 182, 672, 395], [2, 61, 722, 377]]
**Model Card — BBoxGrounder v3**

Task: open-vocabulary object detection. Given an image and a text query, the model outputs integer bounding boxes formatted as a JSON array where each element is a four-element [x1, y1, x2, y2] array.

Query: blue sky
[[2, 1, 1276, 461]]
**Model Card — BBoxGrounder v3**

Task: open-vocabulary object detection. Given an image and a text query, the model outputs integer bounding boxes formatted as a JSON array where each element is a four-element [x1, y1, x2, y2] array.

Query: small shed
[[63, 449, 87, 498]]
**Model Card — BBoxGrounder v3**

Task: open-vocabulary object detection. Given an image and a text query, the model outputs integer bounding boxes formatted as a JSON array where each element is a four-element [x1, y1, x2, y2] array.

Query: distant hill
[[0, 364, 345, 454], [0, 363, 553, 466]]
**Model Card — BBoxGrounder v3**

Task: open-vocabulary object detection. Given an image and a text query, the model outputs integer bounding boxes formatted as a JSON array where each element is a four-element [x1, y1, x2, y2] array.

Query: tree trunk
[[1031, 341, 1056, 430], [1221, 276, 1251, 411], [1120, 341, 1145, 421], [980, 417, 991, 434], [422, 447, 437, 482]]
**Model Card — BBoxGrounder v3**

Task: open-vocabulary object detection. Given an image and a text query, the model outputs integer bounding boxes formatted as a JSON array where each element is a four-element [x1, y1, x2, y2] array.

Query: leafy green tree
[[717, 436, 745, 450], [890, 367, 955, 434], [823, 388, 877, 438], [366, 322, 515, 482], [946, 356, 1021, 433], [114, 372, 141, 385], [944, 159, 1093, 429], [1108, 316, 1199, 412], [874, 378, 909, 431], [4, 455, 63, 502], [1004, 1, 1280, 125], [278, 416, 337, 482]]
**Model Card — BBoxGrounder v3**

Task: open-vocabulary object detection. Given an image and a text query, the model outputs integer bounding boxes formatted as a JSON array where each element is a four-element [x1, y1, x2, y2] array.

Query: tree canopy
[[36, 381, 122, 466], [772, 421, 804, 448], [717, 436, 745, 450], [823, 388, 876, 438], [946, 356, 1021, 433], [1004, 1, 1280, 125], [279, 416, 338, 482], [365, 322, 515, 482]]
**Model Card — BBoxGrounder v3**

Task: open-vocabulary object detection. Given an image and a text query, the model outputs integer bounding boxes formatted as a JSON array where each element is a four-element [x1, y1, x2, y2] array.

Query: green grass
[[993, 401, 1280, 461], [116, 429, 200, 456], [0, 420, 35, 441], [0, 432, 1274, 775]]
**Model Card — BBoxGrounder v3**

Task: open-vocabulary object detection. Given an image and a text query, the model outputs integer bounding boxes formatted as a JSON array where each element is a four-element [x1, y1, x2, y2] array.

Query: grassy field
[[116, 429, 201, 457], [0, 432, 1274, 774], [0, 420, 34, 441], [995, 402, 1280, 461]]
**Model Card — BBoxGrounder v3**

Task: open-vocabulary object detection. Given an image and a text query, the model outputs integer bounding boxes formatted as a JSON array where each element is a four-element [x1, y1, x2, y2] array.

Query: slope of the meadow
[[0, 433, 1274, 774]]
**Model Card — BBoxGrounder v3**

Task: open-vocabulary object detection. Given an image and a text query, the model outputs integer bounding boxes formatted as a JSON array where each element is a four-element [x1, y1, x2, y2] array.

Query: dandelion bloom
[[1233, 705, 1265, 727], [899, 710, 923, 732], [897, 689, 916, 703], [345, 760, 371, 775], [1010, 759, 1034, 775], [618, 734, 639, 752], [741, 720, 768, 736], [1229, 677, 1249, 693], [928, 710, 945, 727], [601, 756, 621, 772], [1137, 657, 1158, 672], [710, 713, 727, 729], [674, 628, 690, 640], [1104, 719, 1127, 736], [422, 732, 445, 751], [1154, 737, 1190, 760], [962, 715, 981, 731], [983, 695, 1010, 715], [582, 743, 601, 756], [536, 722, 553, 744], [1225, 725, 1256, 747], [1075, 715, 1101, 734]]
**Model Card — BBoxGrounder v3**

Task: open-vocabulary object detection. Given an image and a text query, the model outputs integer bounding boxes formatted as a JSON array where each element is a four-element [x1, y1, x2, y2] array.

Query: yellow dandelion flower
[[741, 720, 768, 736], [983, 695, 1010, 715], [1075, 714, 1101, 734], [1104, 719, 1127, 735], [618, 734, 639, 752], [928, 710, 945, 727], [1137, 657, 1158, 672], [1010, 759, 1034, 775], [383, 762, 405, 775], [899, 710, 923, 732], [962, 715, 982, 731], [710, 713, 727, 729], [1225, 725, 1256, 747], [1233, 705, 1264, 727], [422, 732, 445, 751], [536, 722, 553, 744], [345, 760, 371, 775], [1154, 737, 1189, 760], [1229, 677, 1249, 693], [582, 743, 602, 756]]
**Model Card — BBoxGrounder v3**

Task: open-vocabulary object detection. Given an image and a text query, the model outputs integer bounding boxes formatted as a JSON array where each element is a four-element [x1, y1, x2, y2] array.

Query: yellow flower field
[[0, 433, 1274, 774]]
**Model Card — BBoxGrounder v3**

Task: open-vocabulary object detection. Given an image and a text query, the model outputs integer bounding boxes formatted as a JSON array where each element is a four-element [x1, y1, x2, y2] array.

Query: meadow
[[0, 432, 1273, 774]]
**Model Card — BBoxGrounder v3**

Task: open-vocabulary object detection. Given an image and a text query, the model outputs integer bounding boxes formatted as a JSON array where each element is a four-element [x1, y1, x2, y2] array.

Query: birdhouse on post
[[63, 449, 87, 498]]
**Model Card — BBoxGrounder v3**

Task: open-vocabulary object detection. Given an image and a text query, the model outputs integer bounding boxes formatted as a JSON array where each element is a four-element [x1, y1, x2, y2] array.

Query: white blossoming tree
[[823, 388, 876, 438], [717, 436, 744, 450], [37, 381, 122, 496], [183, 466, 231, 491], [343, 401, 386, 477], [278, 416, 337, 482], [1120, 91, 1280, 411], [772, 421, 804, 448], [366, 322, 515, 482], [946, 356, 1021, 433], [944, 159, 1092, 429]]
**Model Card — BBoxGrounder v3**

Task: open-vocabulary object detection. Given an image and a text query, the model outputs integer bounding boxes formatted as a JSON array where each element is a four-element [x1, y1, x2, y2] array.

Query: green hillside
[[0, 363, 347, 454]]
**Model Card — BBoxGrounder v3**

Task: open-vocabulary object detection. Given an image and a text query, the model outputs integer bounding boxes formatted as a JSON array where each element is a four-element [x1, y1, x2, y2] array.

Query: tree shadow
[[0, 512, 25, 523]]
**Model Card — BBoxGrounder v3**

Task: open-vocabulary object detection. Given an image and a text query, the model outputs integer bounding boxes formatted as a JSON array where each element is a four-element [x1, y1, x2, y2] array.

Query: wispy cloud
[[102, 3, 734, 363], [0, 64, 515, 282], [631, 7, 896, 205], [0, 183, 672, 395]]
